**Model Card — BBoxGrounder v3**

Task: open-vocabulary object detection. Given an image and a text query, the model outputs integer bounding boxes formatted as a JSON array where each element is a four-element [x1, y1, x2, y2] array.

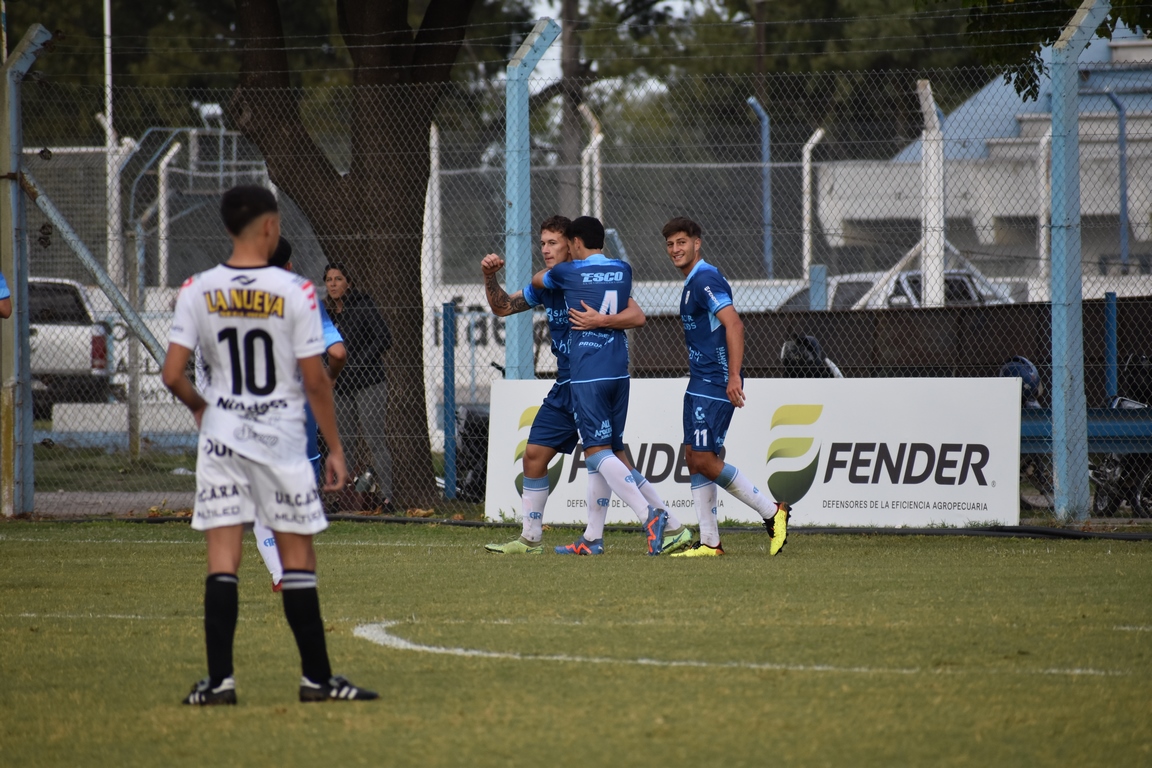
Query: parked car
[[28, 277, 112, 419], [778, 268, 1014, 311]]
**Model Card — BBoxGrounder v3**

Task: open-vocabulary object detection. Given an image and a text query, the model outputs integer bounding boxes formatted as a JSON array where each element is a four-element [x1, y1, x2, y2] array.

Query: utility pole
[[559, 0, 582, 217]]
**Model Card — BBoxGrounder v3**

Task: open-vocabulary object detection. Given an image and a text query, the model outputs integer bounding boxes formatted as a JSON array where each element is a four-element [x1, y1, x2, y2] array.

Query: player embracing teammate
[[480, 216, 690, 555], [663, 217, 789, 556], [528, 216, 693, 555]]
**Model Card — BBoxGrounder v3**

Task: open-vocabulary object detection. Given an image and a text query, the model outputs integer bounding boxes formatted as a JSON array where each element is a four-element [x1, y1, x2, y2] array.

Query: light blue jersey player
[[661, 217, 789, 558], [304, 300, 346, 478], [533, 216, 691, 556], [480, 217, 653, 555], [257, 238, 346, 589]]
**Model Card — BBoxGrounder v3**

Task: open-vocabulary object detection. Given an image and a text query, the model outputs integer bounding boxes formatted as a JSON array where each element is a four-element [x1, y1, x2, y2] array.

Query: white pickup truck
[[28, 277, 112, 419]]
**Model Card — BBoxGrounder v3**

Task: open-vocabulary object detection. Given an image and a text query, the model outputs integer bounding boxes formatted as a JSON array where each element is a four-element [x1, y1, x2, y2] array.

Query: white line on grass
[[11, 612, 197, 620], [0, 535, 468, 548], [1115, 626, 1152, 632], [6, 612, 261, 623], [354, 620, 920, 675], [354, 621, 1136, 679], [0, 536, 196, 545]]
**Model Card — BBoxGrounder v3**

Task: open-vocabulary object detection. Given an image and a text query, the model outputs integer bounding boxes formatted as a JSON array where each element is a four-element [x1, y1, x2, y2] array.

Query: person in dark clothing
[[322, 263, 393, 506]]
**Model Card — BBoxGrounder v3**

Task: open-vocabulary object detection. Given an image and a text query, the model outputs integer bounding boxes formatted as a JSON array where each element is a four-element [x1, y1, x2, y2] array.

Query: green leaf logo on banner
[[766, 405, 823, 505]]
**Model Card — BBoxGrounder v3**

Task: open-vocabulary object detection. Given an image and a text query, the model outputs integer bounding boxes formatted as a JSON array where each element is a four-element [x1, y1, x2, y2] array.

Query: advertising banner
[[485, 378, 1021, 527]]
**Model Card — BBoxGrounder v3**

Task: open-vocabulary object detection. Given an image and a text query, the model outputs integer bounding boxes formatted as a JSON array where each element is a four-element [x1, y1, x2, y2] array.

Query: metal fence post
[[802, 127, 824, 280], [128, 224, 144, 458], [746, 96, 772, 278], [157, 141, 182, 288], [1104, 292, 1118, 401], [1049, 0, 1110, 521], [579, 104, 604, 220], [1105, 91, 1129, 273], [1037, 127, 1052, 288], [809, 264, 828, 311], [442, 302, 456, 500], [1, 24, 51, 518], [504, 19, 560, 381], [917, 80, 946, 308]]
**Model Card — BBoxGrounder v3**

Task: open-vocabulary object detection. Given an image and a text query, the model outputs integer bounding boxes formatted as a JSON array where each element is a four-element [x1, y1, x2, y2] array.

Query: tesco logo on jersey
[[581, 271, 624, 283]]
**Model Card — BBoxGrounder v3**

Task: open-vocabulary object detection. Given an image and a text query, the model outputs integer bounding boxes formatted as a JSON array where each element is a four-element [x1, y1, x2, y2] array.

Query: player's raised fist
[[481, 254, 505, 276]]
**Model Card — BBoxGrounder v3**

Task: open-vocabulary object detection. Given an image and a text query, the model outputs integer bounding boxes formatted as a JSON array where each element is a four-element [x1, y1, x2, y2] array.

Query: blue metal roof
[[894, 25, 1151, 162]]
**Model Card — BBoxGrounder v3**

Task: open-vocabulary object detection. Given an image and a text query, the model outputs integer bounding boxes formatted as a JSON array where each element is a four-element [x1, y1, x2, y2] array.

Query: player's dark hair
[[540, 215, 571, 235], [268, 237, 293, 269], [220, 185, 278, 236], [566, 216, 605, 250], [662, 217, 701, 240], [323, 262, 351, 286]]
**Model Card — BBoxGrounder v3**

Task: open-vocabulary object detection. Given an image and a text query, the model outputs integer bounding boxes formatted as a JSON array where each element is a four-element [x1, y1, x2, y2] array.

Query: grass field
[[1, 522, 1149, 767]]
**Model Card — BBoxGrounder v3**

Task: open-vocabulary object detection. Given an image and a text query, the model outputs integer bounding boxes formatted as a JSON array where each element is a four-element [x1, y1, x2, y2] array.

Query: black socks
[[280, 570, 333, 684], [204, 573, 239, 686]]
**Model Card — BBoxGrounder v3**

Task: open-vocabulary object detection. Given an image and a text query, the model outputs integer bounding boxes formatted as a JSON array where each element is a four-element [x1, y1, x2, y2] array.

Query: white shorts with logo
[[193, 436, 328, 535]]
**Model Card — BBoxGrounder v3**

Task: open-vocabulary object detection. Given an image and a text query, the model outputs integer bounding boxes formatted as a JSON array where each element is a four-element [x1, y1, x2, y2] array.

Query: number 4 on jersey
[[598, 289, 618, 315]]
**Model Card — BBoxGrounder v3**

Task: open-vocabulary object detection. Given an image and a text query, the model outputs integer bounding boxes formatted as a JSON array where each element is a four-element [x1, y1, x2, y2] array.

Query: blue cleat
[[554, 536, 604, 555], [644, 508, 669, 556]]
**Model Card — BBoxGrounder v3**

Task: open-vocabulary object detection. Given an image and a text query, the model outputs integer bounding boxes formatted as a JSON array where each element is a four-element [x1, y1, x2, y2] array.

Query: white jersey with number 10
[[169, 264, 326, 464]]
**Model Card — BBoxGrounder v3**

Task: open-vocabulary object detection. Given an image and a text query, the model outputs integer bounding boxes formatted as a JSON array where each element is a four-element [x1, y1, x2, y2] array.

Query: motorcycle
[[1000, 357, 1057, 510], [1089, 394, 1152, 518]]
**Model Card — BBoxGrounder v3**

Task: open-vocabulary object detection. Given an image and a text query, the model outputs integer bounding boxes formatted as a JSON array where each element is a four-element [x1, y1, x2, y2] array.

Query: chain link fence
[[18, 44, 1152, 516]]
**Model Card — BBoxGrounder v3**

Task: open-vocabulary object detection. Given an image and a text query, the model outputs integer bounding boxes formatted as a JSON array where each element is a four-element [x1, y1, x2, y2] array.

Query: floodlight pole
[[1049, 0, 1110, 521], [1, 25, 52, 517], [504, 18, 560, 380]]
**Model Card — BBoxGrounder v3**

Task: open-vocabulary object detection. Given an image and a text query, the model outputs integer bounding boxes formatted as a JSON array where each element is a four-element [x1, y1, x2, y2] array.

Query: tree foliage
[[955, 0, 1152, 101]]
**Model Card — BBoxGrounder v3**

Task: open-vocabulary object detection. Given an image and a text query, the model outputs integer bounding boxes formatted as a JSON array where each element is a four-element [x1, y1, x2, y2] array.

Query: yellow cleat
[[766, 503, 790, 556], [670, 541, 724, 557]]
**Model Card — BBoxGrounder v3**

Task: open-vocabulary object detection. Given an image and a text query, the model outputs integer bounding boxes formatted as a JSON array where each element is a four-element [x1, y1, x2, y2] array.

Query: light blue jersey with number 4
[[542, 254, 632, 382]]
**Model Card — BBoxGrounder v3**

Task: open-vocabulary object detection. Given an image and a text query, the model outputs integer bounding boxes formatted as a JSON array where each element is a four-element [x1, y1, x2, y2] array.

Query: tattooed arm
[[481, 253, 533, 317]]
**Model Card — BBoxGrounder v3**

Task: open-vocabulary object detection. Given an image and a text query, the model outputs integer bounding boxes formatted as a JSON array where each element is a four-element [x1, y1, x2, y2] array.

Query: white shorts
[[192, 436, 328, 536]]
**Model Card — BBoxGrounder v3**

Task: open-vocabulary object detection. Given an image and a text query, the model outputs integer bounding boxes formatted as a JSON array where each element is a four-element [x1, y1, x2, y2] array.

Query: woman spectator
[[323, 263, 393, 508]]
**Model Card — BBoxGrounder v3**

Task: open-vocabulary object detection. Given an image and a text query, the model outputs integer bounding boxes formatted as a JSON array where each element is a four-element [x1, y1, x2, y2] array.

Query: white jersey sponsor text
[[170, 264, 325, 464]]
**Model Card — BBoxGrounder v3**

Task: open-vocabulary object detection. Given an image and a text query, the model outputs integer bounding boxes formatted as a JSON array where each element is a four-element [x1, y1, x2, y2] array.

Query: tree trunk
[[231, 0, 476, 507], [558, 0, 582, 218]]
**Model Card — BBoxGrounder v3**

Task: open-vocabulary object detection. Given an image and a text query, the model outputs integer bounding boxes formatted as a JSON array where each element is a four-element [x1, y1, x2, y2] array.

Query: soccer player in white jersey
[[661, 217, 789, 557], [195, 237, 347, 592], [163, 185, 376, 705]]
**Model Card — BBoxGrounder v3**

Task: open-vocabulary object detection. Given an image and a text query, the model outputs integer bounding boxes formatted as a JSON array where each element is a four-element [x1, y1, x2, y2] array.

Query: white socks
[[586, 452, 655, 524], [583, 468, 612, 541], [717, 463, 776, 519], [691, 474, 721, 547], [253, 520, 283, 585], [520, 475, 549, 544]]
